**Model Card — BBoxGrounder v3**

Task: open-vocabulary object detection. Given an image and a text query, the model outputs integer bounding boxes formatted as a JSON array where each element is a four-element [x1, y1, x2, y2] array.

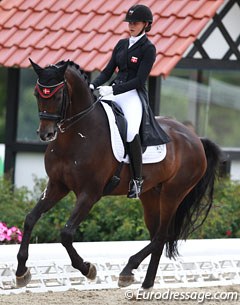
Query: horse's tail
[[166, 138, 223, 259]]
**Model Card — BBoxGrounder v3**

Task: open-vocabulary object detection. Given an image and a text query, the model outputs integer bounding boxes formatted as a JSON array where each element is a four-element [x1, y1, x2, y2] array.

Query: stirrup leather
[[127, 178, 143, 199]]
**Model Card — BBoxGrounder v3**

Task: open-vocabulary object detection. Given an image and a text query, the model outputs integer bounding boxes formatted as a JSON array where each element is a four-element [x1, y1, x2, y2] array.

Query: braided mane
[[56, 60, 89, 84]]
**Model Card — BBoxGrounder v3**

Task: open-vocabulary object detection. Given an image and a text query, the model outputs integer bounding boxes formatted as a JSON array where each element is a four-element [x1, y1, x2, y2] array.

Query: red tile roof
[[0, 0, 224, 77]]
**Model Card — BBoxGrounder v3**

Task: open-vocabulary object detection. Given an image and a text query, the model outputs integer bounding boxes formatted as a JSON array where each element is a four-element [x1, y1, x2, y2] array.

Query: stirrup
[[127, 178, 143, 199]]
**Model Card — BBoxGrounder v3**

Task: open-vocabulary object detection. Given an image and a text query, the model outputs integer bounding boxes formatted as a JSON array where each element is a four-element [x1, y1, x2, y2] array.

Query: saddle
[[99, 99, 167, 195], [101, 100, 127, 156]]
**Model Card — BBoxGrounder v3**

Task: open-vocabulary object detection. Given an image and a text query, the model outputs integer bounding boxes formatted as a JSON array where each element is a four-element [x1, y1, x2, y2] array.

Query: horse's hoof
[[16, 268, 31, 288], [86, 262, 97, 280], [141, 286, 153, 292], [118, 274, 135, 287]]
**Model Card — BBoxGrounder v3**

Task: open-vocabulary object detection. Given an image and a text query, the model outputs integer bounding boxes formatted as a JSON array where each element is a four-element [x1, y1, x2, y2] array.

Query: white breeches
[[113, 89, 142, 142]]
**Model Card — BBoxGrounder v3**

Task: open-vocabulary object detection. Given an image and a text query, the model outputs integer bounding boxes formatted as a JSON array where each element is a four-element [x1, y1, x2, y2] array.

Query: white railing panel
[[0, 239, 240, 294]]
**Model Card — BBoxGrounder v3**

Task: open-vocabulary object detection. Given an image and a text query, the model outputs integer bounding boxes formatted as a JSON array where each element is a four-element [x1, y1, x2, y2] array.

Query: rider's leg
[[126, 134, 143, 198], [114, 90, 143, 198]]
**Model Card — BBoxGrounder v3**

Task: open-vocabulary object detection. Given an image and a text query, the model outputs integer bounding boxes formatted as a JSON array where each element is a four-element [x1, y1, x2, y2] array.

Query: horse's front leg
[[16, 181, 68, 287], [60, 192, 98, 280]]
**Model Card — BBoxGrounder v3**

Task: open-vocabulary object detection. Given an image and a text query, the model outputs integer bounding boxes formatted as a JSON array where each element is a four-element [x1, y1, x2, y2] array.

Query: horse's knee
[[61, 227, 73, 248]]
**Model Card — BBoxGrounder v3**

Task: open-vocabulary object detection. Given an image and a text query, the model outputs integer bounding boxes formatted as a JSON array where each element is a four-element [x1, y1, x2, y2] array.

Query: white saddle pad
[[101, 101, 167, 164]]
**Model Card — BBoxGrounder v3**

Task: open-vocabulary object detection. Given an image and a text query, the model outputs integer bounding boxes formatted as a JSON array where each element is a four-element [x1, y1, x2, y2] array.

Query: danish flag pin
[[131, 56, 138, 63], [43, 88, 50, 95]]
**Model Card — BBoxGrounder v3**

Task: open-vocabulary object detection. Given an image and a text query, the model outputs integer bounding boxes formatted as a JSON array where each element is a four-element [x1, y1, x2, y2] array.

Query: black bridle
[[35, 80, 68, 122], [35, 80, 99, 133]]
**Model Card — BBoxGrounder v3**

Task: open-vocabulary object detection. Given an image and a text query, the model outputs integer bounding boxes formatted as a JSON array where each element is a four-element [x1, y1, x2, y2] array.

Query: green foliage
[[0, 177, 33, 228], [77, 196, 148, 241], [0, 176, 149, 243], [0, 176, 239, 243], [190, 178, 240, 239]]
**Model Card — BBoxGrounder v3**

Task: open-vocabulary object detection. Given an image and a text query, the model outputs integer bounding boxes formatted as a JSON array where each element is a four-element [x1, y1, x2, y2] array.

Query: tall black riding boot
[[127, 134, 143, 199]]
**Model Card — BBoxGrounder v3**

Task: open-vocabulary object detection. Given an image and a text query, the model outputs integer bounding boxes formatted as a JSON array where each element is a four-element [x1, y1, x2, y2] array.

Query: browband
[[35, 80, 65, 99]]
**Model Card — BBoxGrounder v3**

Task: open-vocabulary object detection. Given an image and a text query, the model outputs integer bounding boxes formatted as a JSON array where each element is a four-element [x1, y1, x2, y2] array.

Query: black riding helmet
[[124, 4, 153, 32]]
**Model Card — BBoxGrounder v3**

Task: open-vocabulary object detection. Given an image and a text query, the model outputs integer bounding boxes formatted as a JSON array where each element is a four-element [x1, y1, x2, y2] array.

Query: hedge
[[0, 176, 239, 243]]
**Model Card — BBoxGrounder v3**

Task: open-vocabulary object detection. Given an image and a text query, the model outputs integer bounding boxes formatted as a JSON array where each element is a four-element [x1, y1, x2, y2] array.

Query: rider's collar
[[129, 33, 145, 48]]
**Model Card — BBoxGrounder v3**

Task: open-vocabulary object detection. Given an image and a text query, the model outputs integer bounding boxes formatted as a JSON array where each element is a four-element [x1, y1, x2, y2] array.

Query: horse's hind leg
[[140, 189, 172, 289], [119, 187, 182, 289], [140, 189, 165, 289], [16, 181, 68, 287], [141, 184, 192, 289], [118, 189, 161, 287]]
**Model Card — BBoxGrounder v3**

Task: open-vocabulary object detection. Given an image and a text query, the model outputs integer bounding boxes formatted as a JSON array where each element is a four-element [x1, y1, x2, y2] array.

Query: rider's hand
[[98, 86, 113, 97]]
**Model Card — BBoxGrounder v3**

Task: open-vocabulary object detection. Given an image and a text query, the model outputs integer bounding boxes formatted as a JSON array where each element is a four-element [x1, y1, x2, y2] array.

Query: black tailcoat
[[92, 35, 170, 146]]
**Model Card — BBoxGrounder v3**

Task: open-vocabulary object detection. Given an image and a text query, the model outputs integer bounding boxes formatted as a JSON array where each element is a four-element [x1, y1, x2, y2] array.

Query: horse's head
[[30, 58, 69, 142]]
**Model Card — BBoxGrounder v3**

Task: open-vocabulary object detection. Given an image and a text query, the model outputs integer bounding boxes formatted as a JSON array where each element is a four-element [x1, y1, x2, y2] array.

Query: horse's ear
[[58, 60, 69, 78], [29, 58, 43, 77]]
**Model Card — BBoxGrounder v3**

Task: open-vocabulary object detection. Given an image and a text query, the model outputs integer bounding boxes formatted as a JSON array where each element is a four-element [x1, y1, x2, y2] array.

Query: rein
[[57, 99, 99, 133]]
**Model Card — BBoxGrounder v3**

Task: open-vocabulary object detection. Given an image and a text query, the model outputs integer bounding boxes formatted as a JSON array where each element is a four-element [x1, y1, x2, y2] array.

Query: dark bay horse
[[16, 60, 222, 289]]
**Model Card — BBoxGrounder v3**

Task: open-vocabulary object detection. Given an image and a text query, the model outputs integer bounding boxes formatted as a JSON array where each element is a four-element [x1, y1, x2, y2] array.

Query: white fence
[[0, 239, 240, 295]]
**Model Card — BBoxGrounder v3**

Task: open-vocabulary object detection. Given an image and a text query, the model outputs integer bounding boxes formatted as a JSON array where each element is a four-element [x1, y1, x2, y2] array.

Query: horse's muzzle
[[38, 122, 58, 142]]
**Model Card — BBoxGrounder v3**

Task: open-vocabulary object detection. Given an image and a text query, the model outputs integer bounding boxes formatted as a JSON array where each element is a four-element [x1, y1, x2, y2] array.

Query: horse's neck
[[69, 81, 94, 115]]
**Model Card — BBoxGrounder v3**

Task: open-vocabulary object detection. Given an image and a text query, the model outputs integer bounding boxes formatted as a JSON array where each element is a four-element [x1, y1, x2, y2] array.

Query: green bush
[[77, 196, 148, 241], [0, 176, 239, 243], [0, 177, 33, 229], [190, 178, 240, 239], [0, 176, 148, 243]]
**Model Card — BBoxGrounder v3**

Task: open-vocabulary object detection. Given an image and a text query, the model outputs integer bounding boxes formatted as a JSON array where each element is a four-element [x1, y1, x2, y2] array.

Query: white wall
[[230, 160, 240, 181], [0, 143, 239, 190], [13, 151, 240, 190], [14, 152, 47, 190]]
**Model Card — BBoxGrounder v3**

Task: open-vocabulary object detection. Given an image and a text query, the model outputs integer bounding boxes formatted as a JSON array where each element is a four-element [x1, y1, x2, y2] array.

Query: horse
[[15, 59, 222, 289]]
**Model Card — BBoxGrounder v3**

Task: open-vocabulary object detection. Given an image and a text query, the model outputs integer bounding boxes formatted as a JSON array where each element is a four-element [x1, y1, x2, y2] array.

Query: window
[[161, 69, 240, 148], [17, 68, 39, 142]]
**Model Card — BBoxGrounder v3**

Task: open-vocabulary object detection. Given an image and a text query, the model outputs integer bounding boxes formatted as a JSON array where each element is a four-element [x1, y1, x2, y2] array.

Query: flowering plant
[[0, 222, 23, 244]]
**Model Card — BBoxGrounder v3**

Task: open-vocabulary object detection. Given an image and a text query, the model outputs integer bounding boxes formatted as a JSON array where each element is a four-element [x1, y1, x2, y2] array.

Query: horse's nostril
[[38, 125, 57, 142], [47, 132, 54, 139], [42, 131, 57, 142], [39, 132, 53, 142]]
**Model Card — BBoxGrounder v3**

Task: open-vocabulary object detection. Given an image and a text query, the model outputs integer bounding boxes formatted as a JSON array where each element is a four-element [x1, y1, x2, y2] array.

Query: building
[[0, 0, 239, 188]]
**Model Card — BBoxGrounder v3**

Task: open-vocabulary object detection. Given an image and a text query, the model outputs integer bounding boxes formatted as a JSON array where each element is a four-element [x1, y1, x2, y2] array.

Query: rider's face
[[128, 21, 146, 37]]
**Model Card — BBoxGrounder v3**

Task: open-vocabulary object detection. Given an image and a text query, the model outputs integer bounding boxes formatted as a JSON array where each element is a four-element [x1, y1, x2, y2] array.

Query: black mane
[[56, 60, 89, 84]]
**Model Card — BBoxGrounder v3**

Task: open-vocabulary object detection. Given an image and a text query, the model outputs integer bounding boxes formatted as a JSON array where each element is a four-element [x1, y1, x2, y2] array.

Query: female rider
[[90, 5, 169, 198]]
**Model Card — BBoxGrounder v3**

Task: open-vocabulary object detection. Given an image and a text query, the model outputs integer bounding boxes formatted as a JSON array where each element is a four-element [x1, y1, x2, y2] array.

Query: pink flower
[[10, 226, 18, 232], [0, 222, 7, 231], [0, 222, 23, 244], [17, 231, 23, 242], [226, 229, 232, 237], [0, 222, 8, 242]]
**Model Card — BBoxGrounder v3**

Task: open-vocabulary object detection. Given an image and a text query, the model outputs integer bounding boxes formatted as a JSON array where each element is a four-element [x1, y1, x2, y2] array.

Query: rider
[[90, 4, 170, 198]]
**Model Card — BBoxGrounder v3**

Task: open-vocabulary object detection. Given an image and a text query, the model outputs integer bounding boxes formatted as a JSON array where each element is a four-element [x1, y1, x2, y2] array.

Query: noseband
[[35, 79, 98, 133]]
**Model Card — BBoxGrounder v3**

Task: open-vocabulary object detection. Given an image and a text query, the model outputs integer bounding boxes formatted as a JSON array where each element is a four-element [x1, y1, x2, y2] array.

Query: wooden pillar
[[4, 68, 20, 178]]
